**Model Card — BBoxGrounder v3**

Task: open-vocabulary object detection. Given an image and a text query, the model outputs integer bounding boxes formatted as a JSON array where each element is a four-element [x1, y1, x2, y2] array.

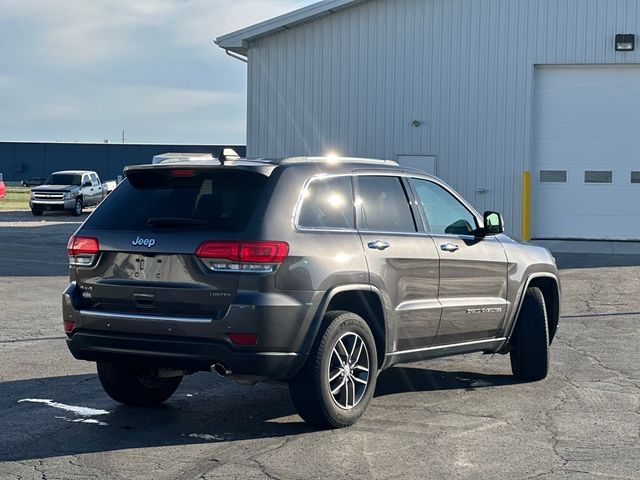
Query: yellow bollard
[[521, 171, 531, 241]]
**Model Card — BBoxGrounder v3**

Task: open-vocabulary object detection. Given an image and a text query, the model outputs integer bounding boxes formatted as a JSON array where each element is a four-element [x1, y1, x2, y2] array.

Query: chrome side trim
[[254, 352, 299, 357], [438, 297, 509, 308], [80, 310, 213, 323], [395, 298, 441, 311], [388, 337, 507, 356]]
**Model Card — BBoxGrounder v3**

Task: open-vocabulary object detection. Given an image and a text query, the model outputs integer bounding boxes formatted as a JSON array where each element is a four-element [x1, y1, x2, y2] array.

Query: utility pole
[[122, 130, 125, 144]]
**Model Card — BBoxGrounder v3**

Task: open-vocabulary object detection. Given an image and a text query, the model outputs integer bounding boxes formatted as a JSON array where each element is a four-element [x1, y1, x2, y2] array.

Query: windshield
[[46, 174, 82, 186], [83, 170, 268, 231]]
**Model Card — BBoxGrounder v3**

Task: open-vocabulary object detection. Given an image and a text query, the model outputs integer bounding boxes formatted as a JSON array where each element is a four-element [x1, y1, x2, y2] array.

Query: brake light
[[67, 235, 99, 266], [169, 169, 195, 177], [195, 240, 289, 272], [63, 321, 75, 333]]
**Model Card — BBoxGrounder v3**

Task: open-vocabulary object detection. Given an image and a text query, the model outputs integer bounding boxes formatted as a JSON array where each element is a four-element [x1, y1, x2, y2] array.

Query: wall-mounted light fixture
[[615, 34, 635, 51]]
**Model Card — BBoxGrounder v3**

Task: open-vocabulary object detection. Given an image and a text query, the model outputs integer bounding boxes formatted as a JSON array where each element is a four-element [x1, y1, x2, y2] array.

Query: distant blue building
[[0, 142, 246, 182]]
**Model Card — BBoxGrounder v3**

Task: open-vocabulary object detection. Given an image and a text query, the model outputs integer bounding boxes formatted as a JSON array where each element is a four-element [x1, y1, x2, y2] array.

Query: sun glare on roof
[[324, 151, 341, 164]]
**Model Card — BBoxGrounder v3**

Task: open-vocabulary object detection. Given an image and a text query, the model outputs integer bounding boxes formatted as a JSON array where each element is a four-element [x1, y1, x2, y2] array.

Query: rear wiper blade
[[146, 217, 207, 227]]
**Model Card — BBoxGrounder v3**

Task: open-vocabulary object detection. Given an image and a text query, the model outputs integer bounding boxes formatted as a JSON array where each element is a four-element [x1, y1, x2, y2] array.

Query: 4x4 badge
[[132, 236, 156, 248]]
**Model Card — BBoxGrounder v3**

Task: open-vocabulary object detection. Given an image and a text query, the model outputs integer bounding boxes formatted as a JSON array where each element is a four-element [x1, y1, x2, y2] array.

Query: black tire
[[289, 310, 378, 428], [31, 209, 43, 216], [97, 362, 182, 406], [510, 287, 549, 381], [72, 198, 83, 216]]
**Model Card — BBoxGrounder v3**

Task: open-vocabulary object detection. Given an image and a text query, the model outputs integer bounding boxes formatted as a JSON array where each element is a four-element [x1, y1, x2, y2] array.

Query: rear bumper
[[62, 282, 318, 380], [66, 330, 305, 379]]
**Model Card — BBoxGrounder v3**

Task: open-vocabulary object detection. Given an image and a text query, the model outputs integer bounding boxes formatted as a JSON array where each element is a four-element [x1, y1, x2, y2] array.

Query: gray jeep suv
[[63, 156, 560, 428]]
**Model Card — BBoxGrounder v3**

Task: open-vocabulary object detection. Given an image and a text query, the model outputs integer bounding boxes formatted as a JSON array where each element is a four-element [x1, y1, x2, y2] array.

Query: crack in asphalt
[[555, 337, 628, 380]]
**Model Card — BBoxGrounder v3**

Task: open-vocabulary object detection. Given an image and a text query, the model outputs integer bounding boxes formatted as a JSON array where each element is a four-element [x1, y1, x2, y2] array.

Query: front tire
[[289, 311, 378, 428], [72, 198, 83, 216], [510, 287, 549, 381], [97, 362, 182, 406]]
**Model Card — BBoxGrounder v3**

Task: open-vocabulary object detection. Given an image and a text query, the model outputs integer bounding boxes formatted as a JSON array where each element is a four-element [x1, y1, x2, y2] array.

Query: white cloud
[[0, 0, 315, 143], [0, 0, 312, 64]]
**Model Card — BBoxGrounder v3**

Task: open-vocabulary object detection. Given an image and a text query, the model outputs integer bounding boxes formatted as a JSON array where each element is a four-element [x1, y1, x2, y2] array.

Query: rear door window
[[297, 176, 354, 229], [82, 169, 268, 231], [356, 176, 416, 233]]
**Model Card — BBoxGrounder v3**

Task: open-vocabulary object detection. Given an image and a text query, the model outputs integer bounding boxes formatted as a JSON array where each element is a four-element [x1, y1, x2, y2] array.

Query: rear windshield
[[83, 169, 268, 231], [47, 174, 82, 185]]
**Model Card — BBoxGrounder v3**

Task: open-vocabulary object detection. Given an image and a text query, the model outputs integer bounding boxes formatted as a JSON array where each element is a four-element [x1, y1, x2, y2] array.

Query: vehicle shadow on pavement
[[1, 365, 519, 462], [375, 366, 520, 396]]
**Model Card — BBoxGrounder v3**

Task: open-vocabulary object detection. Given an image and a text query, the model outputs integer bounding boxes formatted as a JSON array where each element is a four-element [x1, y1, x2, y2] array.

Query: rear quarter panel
[[247, 165, 369, 293]]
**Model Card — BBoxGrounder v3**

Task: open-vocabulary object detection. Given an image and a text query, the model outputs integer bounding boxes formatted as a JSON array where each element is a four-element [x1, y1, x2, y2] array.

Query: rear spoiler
[[123, 161, 277, 178]]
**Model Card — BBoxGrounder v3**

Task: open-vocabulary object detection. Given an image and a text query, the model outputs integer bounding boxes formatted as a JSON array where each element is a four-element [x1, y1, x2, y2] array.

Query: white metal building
[[217, 0, 640, 240]]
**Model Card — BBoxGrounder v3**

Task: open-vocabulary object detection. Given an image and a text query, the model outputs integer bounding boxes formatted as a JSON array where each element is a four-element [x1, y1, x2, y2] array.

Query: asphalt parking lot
[[0, 210, 638, 480]]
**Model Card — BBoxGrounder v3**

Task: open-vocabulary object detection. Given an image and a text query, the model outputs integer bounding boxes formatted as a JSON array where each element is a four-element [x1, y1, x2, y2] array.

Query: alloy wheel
[[327, 332, 370, 410]]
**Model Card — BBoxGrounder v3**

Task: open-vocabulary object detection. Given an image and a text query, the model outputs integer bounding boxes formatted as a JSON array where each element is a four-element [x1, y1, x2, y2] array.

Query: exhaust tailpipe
[[212, 363, 231, 377]]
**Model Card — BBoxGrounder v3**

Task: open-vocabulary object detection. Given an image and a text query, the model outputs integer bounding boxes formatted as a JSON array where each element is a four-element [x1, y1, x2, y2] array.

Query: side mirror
[[483, 211, 504, 235], [83, 181, 92, 187]]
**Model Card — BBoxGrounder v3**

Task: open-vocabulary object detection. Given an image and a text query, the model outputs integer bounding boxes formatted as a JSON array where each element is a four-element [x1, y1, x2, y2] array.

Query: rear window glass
[[83, 170, 267, 231]]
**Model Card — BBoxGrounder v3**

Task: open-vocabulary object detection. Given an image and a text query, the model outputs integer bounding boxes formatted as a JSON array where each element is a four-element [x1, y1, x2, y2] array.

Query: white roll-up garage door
[[532, 65, 640, 240]]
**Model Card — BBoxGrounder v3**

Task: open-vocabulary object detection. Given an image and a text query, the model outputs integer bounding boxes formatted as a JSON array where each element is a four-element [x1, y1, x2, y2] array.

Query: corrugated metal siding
[[0, 143, 246, 182], [245, 0, 640, 234]]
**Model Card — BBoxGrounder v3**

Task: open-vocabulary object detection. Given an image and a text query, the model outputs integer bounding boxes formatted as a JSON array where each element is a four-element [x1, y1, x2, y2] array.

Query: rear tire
[[510, 287, 549, 381], [72, 198, 83, 216], [289, 311, 378, 428], [97, 362, 182, 406], [31, 209, 43, 216]]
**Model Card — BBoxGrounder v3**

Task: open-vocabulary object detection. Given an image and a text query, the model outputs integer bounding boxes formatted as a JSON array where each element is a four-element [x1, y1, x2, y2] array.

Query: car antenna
[[217, 147, 240, 165]]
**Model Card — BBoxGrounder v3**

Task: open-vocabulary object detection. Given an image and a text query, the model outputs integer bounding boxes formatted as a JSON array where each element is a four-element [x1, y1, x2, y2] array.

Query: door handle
[[440, 243, 460, 252], [368, 240, 390, 251]]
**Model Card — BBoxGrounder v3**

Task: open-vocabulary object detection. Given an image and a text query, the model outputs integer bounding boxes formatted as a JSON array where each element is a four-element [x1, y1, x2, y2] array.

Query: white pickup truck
[[29, 170, 109, 216]]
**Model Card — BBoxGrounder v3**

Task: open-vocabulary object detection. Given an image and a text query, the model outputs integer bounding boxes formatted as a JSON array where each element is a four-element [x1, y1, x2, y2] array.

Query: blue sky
[[0, 0, 312, 145]]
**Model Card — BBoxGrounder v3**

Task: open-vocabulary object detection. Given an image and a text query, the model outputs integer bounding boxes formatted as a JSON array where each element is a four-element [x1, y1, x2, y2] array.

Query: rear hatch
[[71, 165, 272, 319]]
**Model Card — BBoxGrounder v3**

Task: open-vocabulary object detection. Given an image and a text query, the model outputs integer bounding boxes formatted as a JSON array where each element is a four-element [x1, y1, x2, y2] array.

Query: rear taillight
[[239, 242, 289, 263], [195, 240, 289, 273], [67, 235, 100, 266], [195, 241, 240, 261]]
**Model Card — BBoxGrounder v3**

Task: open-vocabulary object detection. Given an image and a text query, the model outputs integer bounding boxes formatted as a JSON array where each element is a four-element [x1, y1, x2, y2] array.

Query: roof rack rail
[[278, 156, 398, 166]]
